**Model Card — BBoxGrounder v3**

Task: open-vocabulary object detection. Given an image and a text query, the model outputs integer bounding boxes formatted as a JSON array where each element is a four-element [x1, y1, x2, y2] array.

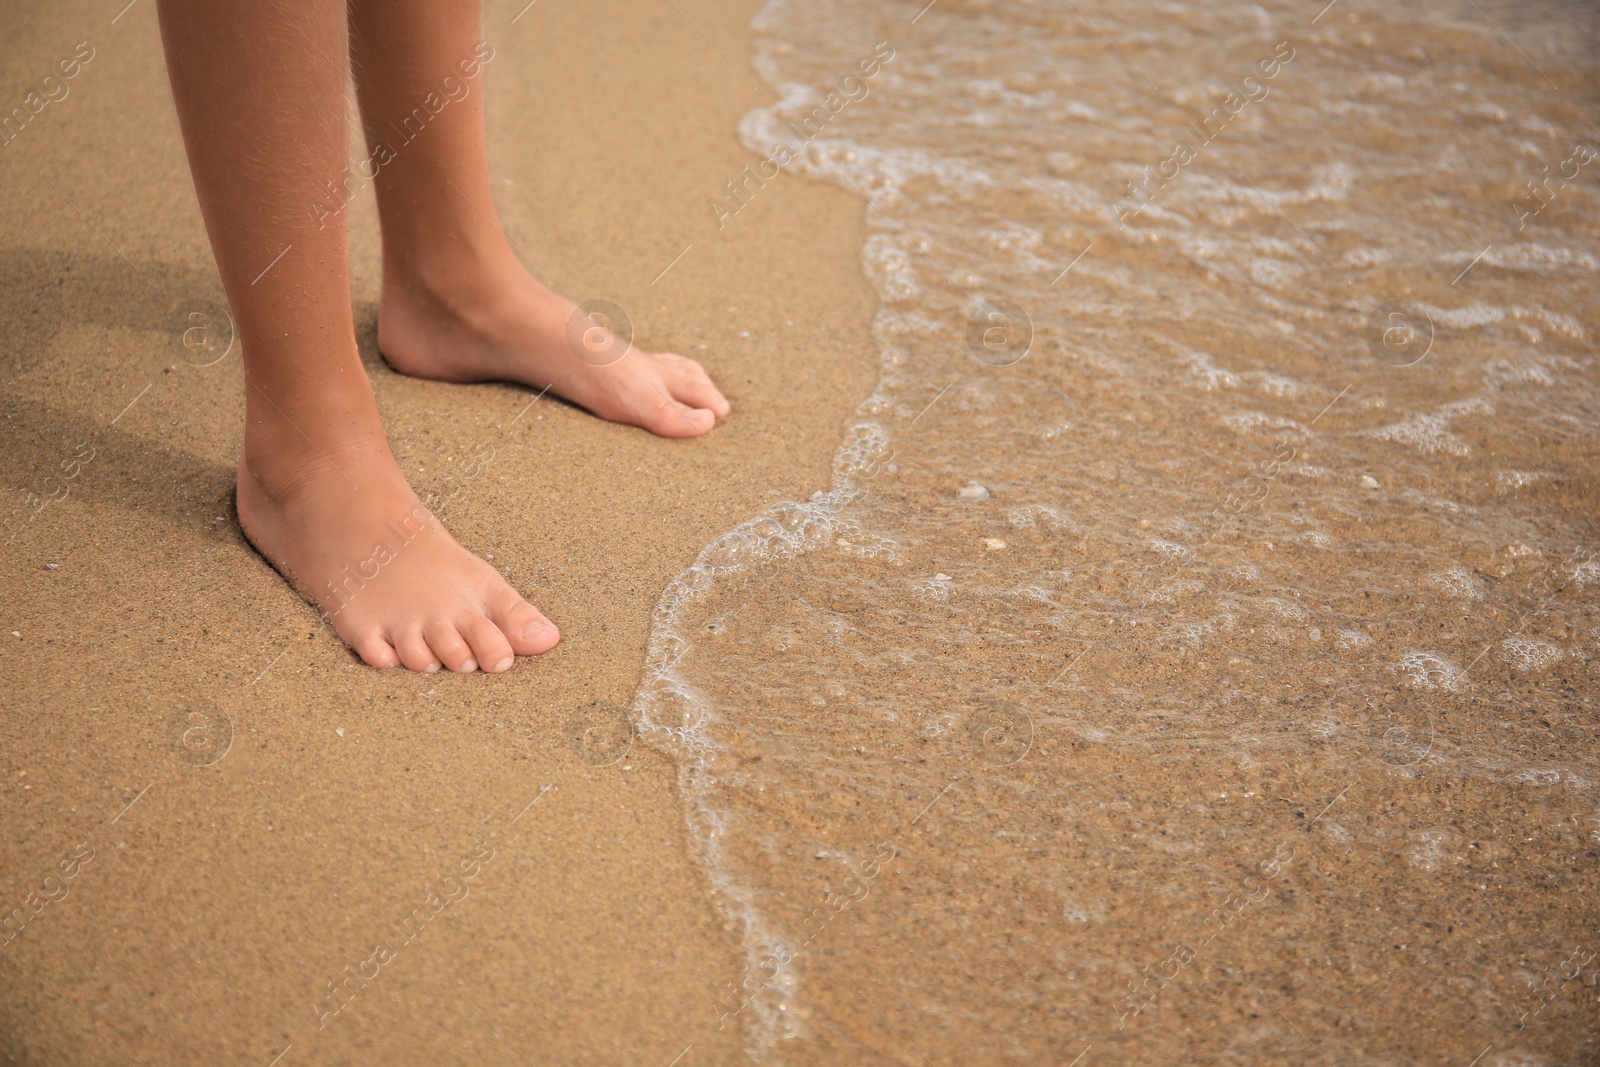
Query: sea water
[[636, 0, 1600, 1060]]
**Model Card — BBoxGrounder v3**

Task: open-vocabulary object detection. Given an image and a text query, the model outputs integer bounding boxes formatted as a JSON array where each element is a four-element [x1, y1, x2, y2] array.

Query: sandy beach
[[6, 0, 1600, 1063], [2, 0, 875, 1062]]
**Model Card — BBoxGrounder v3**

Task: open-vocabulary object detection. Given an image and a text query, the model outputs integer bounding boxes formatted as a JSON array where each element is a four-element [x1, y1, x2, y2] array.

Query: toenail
[[492, 656, 513, 673], [522, 621, 549, 641], [460, 659, 477, 673]]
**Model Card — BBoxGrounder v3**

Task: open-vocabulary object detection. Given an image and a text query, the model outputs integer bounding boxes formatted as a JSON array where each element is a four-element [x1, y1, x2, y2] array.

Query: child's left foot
[[378, 239, 731, 438]]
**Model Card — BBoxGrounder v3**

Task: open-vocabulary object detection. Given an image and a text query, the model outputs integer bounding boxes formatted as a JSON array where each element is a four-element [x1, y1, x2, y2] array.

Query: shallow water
[[636, 0, 1600, 1061]]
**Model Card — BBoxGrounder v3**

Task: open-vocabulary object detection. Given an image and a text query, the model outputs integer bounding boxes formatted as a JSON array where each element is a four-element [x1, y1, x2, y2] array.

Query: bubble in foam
[[1427, 566, 1484, 600], [1500, 637, 1564, 672], [862, 235, 920, 302], [1398, 650, 1462, 691]]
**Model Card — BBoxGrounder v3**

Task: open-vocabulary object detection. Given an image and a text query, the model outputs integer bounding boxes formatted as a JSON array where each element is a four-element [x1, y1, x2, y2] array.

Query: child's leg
[[346, 0, 731, 438], [157, 0, 558, 672]]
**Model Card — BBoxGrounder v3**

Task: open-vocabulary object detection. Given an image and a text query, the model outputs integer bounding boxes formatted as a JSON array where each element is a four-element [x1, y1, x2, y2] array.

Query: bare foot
[[236, 372, 558, 673], [377, 240, 731, 438]]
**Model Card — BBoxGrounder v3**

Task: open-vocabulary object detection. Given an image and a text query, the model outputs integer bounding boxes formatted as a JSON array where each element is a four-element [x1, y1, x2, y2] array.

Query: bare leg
[[347, 0, 730, 438], [156, 0, 558, 672]]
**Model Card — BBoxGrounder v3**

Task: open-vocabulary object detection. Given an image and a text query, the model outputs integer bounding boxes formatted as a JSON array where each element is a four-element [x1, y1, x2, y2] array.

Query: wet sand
[[0, 0, 878, 1063], [630, 0, 1600, 1062]]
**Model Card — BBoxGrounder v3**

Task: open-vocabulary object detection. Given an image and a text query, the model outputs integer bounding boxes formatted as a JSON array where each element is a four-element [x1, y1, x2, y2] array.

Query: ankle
[[240, 379, 390, 495], [382, 229, 530, 316]]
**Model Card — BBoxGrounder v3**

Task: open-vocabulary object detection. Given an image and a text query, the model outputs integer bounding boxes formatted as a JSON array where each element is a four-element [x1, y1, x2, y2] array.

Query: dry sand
[[0, 0, 877, 1062]]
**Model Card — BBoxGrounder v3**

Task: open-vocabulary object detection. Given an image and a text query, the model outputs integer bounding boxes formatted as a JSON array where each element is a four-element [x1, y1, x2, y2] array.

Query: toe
[[642, 385, 717, 438], [424, 619, 479, 673], [395, 628, 443, 673], [486, 586, 560, 656], [664, 358, 731, 417], [353, 630, 400, 669], [657, 406, 717, 437], [457, 611, 516, 674]]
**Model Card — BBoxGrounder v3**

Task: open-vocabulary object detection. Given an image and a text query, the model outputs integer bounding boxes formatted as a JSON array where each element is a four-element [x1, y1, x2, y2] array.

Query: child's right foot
[[236, 371, 557, 673]]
